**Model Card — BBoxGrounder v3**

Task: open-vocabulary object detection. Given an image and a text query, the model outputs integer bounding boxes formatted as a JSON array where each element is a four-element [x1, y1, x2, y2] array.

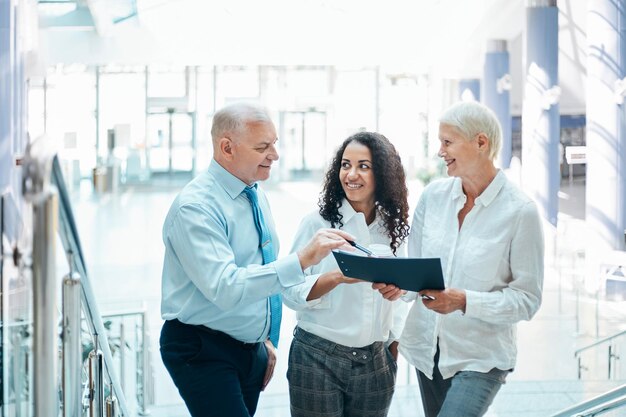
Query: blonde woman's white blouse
[[400, 170, 544, 379]]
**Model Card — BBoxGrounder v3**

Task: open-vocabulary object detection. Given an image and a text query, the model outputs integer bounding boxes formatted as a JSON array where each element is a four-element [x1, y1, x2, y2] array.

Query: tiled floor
[[152, 378, 626, 417], [68, 174, 626, 417]]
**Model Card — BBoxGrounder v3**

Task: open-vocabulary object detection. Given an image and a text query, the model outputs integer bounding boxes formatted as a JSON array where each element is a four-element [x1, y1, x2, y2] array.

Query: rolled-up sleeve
[[282, 272, 331, 310], [282, 215, 332, 310]]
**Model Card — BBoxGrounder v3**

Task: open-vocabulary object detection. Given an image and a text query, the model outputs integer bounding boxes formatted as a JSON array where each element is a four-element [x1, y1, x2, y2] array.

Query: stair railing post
[[23, 131, 62, 417], [105, 382, 117, 417], [119, 320, 125, 393], [62, 265, 82, 417], [31, 191, 59, 417], [609, 344, 613, 380], [89, 334, 105, 417], [140, 310, 147, 415]]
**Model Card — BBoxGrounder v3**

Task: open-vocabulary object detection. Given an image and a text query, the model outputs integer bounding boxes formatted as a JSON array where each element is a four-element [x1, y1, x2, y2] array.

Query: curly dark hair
[[318, 132, 410, 255]]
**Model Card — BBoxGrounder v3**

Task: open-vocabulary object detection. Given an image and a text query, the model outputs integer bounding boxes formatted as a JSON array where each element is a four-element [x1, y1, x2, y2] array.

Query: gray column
[[586, 0, 626, 252], [458, 78, 480, 102], [521, 0, 560, 226], [483, 40, 512, 168]]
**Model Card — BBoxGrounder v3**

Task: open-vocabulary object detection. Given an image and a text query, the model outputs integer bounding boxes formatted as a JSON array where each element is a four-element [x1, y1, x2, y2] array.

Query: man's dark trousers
[[160, 319, 268, 417]]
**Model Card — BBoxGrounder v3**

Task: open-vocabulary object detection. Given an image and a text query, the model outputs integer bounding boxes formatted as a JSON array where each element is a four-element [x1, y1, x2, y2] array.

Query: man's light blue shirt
[[160, 160, 305, 343]]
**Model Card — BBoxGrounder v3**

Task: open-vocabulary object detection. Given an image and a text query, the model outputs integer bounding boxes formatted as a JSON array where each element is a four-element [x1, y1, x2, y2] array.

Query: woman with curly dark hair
[[283, 131, 410, 417]]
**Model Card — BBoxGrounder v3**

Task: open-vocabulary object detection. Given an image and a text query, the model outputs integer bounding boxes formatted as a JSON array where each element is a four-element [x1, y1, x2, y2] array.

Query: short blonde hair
[[439, 101, 502, 161]]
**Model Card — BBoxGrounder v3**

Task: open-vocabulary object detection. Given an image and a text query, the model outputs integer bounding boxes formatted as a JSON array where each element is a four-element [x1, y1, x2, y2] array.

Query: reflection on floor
[[69, 175, 626, 417]]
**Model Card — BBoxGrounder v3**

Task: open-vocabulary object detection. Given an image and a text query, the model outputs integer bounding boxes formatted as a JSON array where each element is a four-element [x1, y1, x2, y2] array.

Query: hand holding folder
[[331, 250, 445, 292]]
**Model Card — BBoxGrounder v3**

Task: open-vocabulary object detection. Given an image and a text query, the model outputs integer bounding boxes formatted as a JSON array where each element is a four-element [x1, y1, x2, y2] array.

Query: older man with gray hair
[[159, 102, 354, 417]]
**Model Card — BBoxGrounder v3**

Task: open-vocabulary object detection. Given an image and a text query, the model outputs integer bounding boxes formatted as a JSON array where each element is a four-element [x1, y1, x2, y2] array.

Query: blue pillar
[[1, 0, 24, 243], [458, 79, 480, 102], [521, 0, 559, 227], [483, 40, 512, 168], [587, 0, 626, 252], [13, 3, 24, 188], [0, 0, 13, 192]]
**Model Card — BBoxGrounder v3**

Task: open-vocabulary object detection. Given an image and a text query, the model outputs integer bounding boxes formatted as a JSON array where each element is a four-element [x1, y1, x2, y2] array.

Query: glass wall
[[26, 65, 433, 188]]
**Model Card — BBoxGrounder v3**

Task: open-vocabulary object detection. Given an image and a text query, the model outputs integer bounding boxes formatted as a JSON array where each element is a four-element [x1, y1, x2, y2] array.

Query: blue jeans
[[417, 346, 509, 417], [287, 327, 397, 417], [160, 319, 267, 417]]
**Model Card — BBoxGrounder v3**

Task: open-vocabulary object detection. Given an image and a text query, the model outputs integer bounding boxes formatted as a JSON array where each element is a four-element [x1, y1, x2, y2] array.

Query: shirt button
[[352, 352, 357, 356], [363, 355, 367, 359]]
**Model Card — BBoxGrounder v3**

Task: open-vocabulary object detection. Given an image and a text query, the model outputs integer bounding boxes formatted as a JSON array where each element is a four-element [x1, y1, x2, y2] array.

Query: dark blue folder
[[331, 250, 445, 292]]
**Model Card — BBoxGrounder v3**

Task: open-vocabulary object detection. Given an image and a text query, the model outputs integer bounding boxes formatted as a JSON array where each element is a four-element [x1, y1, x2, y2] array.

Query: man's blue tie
[[243, 185, 282, 348]]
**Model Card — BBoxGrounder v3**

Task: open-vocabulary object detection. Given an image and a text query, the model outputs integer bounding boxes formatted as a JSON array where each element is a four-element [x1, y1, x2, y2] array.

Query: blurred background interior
[[1, 1, 626, 416]]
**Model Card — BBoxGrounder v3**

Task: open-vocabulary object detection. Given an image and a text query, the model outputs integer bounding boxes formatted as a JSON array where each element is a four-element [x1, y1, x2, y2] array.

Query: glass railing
[[575, 329, 626, 380], [99, 307, 154, 415], [551, 384, 626, 417]]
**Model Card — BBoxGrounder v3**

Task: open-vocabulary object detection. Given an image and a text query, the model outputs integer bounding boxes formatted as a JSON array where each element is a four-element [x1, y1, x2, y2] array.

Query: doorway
[[280, 110, 327, 180], [146, 109, 196, 176]]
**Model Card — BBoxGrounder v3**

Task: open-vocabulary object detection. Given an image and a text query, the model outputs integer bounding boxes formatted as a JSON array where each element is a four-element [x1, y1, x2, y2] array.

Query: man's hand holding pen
[[297, 229, 355, 270]]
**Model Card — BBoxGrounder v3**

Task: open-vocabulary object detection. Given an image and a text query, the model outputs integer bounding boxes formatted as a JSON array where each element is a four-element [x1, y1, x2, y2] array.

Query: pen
[[346, 240, 374, 256]]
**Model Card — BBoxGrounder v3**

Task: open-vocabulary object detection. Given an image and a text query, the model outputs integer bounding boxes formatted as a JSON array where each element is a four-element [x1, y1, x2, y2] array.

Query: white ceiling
[[35, 0, 588, 113], [38, 0, 526, 75]]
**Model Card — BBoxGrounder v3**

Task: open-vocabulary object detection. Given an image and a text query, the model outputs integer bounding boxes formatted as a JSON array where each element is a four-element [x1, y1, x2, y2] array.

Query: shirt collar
[[451, 177, 465, 201], [450, 169, 506, 207], [338, 198, 380, 225], [208, 159, 252, 199], [338, 199, 359, 224], [476, 169, 505, 207]]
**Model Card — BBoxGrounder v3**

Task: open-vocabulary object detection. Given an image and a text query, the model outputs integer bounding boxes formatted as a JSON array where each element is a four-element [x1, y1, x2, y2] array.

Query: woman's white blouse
[[282, 200, 408, 348], [400, 170, 544, 379]]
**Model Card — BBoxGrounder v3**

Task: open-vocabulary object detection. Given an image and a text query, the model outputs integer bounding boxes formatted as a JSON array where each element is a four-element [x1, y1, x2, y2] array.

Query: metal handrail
[[101, 308, 146, 319], [49, 151, 130, 416], [22, 137, 130, 417], [575, 330, 626, 357], [550, 384, 626, 417]]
